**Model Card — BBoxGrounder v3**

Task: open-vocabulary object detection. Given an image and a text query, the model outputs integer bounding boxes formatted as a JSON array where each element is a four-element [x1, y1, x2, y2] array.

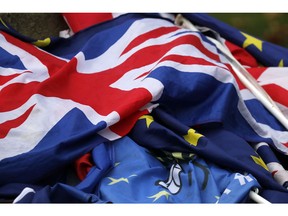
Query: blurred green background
[[210, 13, 288, 47], [0, 13, 287, 47]]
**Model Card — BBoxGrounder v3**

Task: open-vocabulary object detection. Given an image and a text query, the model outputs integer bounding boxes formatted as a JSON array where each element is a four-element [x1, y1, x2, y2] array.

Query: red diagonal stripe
[[0, 82, 38, 112], [0, 104, 35, 138], [0, 71, 31, 86], [262, 84, 288, 107], [160, 54, 225, 68], [121, 26, 179, 56], [132, 54, 222, 80], [247, 67, 267, 80]]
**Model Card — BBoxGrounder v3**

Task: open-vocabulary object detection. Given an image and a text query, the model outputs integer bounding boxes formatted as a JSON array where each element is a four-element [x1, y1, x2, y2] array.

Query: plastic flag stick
[[249, 188, 271, 204]]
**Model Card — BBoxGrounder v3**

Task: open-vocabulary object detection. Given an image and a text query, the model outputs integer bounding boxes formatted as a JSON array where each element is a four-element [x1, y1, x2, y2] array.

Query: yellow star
[[108, 177, 129, 185], [171, 152, 195, 160], [279, 59, 284, 67], [215, 196, 220, 203], [183, 128, 203, 146], [0, 18, 9, 29], [241, 32, 263, 51], [251, 155, 268, 171], [148, 190, 171, 202], [33, 38, 51, 47], [114, 162, 120, 167], [139, 115, 154, 128], [107, 174, 137, 185]]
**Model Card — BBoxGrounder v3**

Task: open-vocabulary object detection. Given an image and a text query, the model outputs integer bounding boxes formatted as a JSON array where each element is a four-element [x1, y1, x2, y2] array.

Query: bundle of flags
[[0, 12, 288, 203]]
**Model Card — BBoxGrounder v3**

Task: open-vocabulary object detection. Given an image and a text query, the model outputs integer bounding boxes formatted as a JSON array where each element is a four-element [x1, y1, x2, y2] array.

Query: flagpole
[[175, 14, 288, 131], [249, 188, 271, 204]]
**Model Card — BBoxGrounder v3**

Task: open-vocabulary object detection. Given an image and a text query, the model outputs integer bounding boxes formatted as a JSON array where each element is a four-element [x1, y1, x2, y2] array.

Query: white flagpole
[[249, 188, 271, 204], [175, 14, 288, 130]]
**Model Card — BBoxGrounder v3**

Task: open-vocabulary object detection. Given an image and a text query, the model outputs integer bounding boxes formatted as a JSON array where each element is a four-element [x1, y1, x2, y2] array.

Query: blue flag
[[12, 136, 260, 203], [129, 108, 288, 199]]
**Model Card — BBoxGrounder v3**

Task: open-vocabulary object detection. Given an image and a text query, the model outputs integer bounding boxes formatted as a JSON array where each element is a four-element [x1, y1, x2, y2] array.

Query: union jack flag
[[1, 13, 288, 203]]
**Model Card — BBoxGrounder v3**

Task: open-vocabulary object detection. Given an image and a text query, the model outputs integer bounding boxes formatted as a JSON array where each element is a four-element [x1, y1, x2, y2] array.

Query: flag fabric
[[62, 13, 123, 34], [182, 13, 288, 67], [10, 136, 261, 203], [252, 142, 288, 189], [78, 136, 261, 203], [0, 13, 288, 203], [128, 108, 288, 202]]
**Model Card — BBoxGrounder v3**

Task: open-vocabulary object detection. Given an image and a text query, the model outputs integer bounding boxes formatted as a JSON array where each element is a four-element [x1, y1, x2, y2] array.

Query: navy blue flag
[[0, 13, 288, 203]]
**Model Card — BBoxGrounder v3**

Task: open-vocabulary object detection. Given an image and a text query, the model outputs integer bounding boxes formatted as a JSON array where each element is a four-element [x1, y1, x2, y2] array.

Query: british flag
[[1, 13, 288, 203]]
